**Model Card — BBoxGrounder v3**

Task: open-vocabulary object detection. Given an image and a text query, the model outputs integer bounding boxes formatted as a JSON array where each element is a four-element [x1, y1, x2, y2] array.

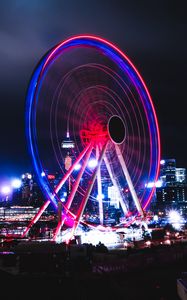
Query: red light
[[48, 174, 55, 180], [80, 121, 108, 146]]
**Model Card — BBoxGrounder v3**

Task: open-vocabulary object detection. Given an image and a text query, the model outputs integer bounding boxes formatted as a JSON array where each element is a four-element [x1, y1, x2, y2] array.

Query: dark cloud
[[0, 0, 187, 178]]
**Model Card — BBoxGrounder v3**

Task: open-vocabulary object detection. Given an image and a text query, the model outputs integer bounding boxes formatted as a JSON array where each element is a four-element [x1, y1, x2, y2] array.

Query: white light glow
[[88, 159, 98, 168], [1, 186, 11, 195], [153, 215, 158, 221], [165, 239, 171, 245], [168, 210, 181, 223], [155, 180, 162, 187], [146, 180, 162, 188], [41, 172, 45, 177], [56, 227, 120, 246], [168, 210, 184, 230], [74, 163, 81, 171], [173, 223, 182, 230], [146, 240, 151, 247], [124, 241, 128, 248], [11, 179, 22, 189], [80, 229, 120, 246], [160, 160, 165, 165], [97, 194, 105, 200]]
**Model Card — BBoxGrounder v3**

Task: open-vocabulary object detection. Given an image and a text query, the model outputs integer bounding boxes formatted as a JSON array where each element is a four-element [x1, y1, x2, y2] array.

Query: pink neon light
[[22, 200, 51, 237]]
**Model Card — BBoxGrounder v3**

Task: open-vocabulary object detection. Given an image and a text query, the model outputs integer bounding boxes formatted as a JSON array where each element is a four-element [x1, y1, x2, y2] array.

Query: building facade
[[153, 159, 187, 216]]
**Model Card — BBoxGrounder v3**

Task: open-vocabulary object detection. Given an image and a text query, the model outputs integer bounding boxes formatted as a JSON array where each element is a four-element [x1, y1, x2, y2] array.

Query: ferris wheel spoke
[[53, 143, 94, 241], [96, 145, 104, 225], [70, 141, 108, 239], [21, 200, 51, 238], [103, 154, 128, 215], [114, 144, 144, 216], [55, 142, 92, 193]]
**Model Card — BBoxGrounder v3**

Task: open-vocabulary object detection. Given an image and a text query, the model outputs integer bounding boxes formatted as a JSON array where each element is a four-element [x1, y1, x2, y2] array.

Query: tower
[[61, 129, 75, 194]]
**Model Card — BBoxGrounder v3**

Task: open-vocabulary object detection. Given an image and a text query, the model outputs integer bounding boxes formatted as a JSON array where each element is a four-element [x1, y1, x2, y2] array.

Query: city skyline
[[0, 1, 186, 180]]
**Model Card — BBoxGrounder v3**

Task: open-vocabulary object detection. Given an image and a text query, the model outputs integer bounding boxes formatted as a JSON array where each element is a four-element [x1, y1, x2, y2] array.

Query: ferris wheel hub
[[108, 115, 126, 144], [80, 120, 109, 146]]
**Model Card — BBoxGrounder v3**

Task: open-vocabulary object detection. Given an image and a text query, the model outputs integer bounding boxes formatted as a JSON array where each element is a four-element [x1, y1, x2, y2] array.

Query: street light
[[1, 186, 11, 195], [1, 185, 11, 202], [11, 179, 22, 189]]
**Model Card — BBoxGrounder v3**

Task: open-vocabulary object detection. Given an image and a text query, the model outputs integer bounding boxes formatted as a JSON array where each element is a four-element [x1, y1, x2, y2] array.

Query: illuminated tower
[[61, 127, 75, 150], [65, 152, 72, 193], [61, 128, 75, 194]]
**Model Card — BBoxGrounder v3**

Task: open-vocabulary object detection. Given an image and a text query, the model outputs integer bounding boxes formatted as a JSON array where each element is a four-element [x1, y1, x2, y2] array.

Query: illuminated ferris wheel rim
[[26, 34, 161, 222]]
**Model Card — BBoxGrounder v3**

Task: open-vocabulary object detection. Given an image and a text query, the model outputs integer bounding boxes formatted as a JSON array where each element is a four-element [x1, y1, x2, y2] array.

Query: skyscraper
[[160, 159, 176, 186], [154, 159, 187, 216]]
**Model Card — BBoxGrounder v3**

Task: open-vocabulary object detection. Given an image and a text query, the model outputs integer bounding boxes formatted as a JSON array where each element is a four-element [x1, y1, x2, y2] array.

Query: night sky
[[0, 0, 186, 180]]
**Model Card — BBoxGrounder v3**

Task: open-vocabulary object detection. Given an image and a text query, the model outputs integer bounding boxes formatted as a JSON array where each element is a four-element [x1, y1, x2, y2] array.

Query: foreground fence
[[92, 243, 187, 274]]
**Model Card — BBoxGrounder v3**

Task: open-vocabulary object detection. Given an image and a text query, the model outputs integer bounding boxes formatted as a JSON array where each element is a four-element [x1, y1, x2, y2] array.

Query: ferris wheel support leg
[[53, 144, 93, 241], [70, 142, 108, 239], [114, 144, 144, 217], [22, 143, 92, 241], [96, 145, 104, 225], [21, 200, 51, 238], [103, 155, 128, 215], [55, 142, 92, 193]]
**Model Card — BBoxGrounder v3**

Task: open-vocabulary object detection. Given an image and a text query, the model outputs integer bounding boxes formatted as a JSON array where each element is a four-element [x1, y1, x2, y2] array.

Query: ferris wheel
[[25, 35, 160, 241]]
